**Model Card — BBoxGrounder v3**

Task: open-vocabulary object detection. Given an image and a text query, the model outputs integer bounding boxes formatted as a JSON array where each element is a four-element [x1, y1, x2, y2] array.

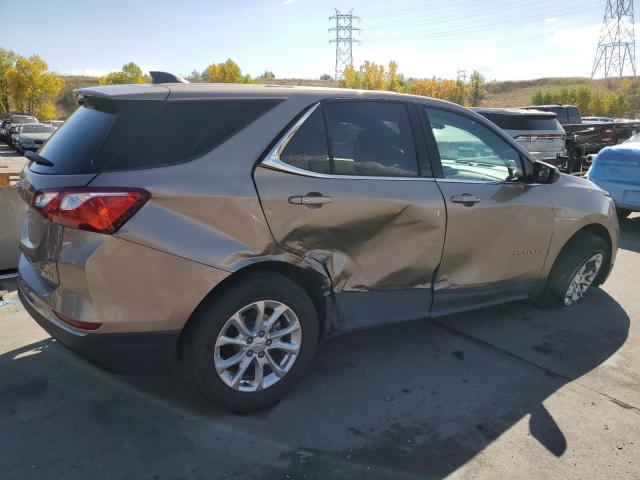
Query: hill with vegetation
[[3, 47, 640, 120], [482, 76, 638, 107]]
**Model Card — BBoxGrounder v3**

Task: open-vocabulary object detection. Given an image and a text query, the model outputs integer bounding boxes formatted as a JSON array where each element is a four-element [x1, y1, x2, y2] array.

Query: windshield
[[21, 124, 55, 134]]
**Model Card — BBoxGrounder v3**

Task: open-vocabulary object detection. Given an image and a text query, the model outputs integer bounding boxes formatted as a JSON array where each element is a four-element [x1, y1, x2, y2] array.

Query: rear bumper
[[18, 279, 180, 373]]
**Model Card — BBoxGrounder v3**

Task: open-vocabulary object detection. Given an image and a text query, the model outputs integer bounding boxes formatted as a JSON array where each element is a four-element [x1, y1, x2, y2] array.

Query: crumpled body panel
[[254, 166, 446, 292]]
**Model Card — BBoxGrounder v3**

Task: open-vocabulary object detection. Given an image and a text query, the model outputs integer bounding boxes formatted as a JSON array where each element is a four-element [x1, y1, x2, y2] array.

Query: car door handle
[[288, 194, 333, 207], [450, 194, 480, 207]]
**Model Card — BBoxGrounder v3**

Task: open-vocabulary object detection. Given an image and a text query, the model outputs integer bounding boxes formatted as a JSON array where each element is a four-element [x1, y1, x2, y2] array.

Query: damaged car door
[[422, 106, 554, 316], [254, 100, 446, 330]]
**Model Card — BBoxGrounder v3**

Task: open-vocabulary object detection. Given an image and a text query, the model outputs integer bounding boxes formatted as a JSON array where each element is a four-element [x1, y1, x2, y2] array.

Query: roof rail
[[149, 71, 190, 84]]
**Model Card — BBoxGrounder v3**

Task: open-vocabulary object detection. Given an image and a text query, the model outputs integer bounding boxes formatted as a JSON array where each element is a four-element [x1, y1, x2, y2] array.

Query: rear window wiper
[[25, 151, 54, 167]]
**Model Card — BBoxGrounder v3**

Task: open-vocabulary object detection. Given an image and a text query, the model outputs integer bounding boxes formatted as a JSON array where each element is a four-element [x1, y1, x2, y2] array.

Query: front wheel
[[536, 234, 609, 307], [181, 272, 319, 412]]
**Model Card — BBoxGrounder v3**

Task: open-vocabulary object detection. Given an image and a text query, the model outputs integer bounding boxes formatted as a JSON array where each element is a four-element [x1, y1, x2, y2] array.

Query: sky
[[0, 0, 621, 81]]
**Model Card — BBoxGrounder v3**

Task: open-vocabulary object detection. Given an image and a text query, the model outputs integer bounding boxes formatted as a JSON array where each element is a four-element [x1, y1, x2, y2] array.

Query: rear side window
[[279, 108, 330, 174], [32, 98, 280, 174], [279, 101, 419, 177], [325, 101, 419, 177], [103, 100, 281, 171], [479, 113, 560, 131]]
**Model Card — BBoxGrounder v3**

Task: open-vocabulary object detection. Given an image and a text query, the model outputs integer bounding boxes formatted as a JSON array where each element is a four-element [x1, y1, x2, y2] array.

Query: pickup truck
[[521, 104, 640, 171]]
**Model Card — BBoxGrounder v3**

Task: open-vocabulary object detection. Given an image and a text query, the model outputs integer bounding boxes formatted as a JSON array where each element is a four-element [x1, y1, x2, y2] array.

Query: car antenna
[[149, 71, 190, 84]]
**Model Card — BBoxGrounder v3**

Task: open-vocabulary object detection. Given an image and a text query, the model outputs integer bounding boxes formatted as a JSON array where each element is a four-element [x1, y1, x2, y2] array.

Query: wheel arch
[[176, 260, 331, 364], [551, 222, 613, 284]]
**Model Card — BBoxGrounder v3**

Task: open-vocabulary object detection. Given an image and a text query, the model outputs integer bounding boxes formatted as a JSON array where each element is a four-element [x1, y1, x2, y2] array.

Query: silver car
[[473, 107, 566, 162], [18, 76, 618, 412]]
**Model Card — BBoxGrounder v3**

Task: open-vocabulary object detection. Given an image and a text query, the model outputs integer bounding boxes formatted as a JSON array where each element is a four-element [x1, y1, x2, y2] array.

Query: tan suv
[[17, 74, 619, 412]]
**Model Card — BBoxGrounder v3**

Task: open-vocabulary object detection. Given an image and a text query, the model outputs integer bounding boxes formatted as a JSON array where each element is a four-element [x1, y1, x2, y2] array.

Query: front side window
[[425, 108, 524, 183], [278, 101, 420, 178]]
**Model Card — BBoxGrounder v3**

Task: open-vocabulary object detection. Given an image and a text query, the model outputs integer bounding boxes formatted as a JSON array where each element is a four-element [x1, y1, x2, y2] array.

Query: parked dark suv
[[18, 75, 618, 412]]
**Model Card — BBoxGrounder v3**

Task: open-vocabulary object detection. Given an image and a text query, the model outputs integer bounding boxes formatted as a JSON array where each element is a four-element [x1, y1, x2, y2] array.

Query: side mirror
[[533, 161, 560, 184]]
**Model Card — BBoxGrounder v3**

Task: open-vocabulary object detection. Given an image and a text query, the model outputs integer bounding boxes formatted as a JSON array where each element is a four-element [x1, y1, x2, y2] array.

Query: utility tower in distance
[[591, 0, 636, 78], [456, 69, 467, 83], [329, 9, 360, 80]]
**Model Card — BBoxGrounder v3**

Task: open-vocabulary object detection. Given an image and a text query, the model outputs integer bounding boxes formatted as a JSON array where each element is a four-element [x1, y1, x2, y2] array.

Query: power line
[[329, 9, 360, 80], [362, 0, 479, 19], [591, 0, 636, 78], [363, 0, 595, 31], [361, 4, 602, 42]]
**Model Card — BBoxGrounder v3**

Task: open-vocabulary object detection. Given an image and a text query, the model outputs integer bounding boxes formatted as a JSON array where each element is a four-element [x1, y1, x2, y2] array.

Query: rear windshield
[[32, 97, 281, 174], [21, 124, 55, 134], [479, 112, 560, 131], [11, 115, 38, 124]]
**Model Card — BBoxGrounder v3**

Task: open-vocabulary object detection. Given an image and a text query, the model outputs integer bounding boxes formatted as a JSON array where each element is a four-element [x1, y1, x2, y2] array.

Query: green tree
[[574, 86, 592, 115], [56, 88, 78, 116], [386, 61, 403, 92], [259, 71, 275, 81], [341, 64, 362, 89], [0, 48, 16, 116], [99, 62, 146, 85], [185, 69, 204, 82], [320, 73, 332, 81], [468, 70, 486, 106]]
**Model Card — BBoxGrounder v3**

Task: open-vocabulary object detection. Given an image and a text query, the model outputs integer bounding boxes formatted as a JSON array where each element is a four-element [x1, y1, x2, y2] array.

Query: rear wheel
[[182, 272, 319, 412], [536, 234, 609, 307]]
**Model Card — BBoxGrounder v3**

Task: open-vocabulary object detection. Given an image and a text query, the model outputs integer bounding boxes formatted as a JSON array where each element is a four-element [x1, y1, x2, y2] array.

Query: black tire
[[535, 234, 609, 308], [181, 271, 319, 413], [616, 208, 631, 221]]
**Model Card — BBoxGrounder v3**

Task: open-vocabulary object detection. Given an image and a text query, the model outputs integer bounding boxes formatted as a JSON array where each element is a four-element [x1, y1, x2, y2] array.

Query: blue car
[[587, 140, 640, 219]]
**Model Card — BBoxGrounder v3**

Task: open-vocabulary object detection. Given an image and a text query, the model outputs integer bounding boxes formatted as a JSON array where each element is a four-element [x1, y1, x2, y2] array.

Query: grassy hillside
[[481, 76, 638, 108]]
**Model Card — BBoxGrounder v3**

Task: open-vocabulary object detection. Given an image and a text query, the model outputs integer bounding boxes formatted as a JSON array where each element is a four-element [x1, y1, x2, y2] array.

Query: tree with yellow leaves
[[341, 60, 480, 106], [0, 48, 16, 116], [99, 62, 147, 85], [341, 60, 405, 92], [204, 59, 253, 83], [5, 54, 63, 119]]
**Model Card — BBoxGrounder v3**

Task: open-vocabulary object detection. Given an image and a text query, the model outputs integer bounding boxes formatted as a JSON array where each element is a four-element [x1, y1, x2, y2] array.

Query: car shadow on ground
[[0, 287, 630, 480], [620, 213, 640, 253]]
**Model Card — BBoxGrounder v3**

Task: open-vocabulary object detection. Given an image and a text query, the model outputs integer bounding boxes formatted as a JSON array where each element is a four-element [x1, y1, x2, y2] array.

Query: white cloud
[[283, 0, 297, 5], [62, 67, 111, 77], [544, 17, 559, 25]]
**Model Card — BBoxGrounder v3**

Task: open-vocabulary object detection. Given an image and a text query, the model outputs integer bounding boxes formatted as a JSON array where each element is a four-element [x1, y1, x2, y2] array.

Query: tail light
[[600, 128, 614, 144], [32, 187, 150, 234]]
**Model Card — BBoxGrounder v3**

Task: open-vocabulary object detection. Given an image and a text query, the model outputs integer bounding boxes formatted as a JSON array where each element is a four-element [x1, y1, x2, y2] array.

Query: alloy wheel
[[563, 253, 603, 306], [214, 300, 302, 392]]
